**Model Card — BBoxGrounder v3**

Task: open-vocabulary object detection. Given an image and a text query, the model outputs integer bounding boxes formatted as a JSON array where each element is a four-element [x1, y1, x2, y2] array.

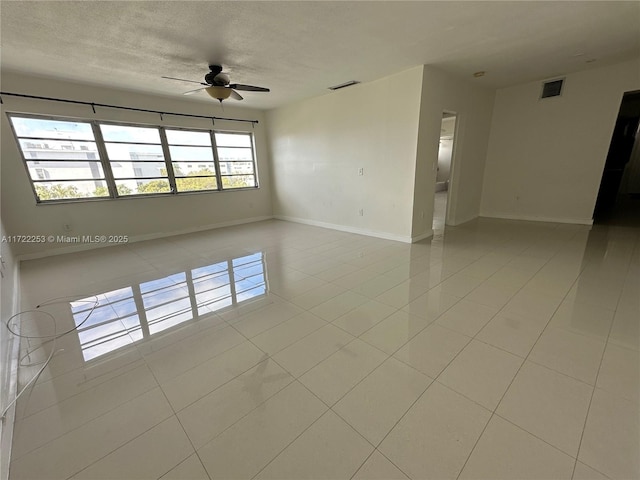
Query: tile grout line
[[13, 354, 147, 423], [348, 448, 379, 480], [454, 234, 586, 479], [11, 368, 160, 462], [89, 314, 277, 479], [294, 226, 575, 478], [149, 271, 379, 475], [569, 236, 637, 480], [92, 325, 214, 480], [247, 386, 336, 480], [244, 307, 422, 480], [189, 324, 351, 479], [15, 220, 632, 479]]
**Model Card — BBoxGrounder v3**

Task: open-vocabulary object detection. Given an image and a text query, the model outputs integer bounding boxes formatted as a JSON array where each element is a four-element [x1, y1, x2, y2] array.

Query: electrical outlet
[[358, 209, 364, 216], [358, 167, 364, 176]]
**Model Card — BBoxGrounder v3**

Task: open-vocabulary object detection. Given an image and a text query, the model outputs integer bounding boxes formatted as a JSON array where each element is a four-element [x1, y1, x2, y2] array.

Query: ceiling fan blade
[[162, 76, 208, 86], [228, 84, 270, 92], [183, 87, 207, 95], [230, 90, 244, 101]]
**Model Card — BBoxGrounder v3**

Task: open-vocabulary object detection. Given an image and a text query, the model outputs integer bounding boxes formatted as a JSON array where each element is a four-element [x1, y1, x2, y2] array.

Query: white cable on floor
[[0, 295, 99, 421]]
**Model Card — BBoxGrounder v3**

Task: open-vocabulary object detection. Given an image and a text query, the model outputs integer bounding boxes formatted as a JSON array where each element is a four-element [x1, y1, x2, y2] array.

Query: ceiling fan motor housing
[[205, 65, 226, 86]]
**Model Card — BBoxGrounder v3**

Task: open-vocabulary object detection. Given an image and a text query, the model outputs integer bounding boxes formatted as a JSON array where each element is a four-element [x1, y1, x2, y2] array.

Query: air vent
[[328, 80, 360, 91], [541, 78, 564, 99]]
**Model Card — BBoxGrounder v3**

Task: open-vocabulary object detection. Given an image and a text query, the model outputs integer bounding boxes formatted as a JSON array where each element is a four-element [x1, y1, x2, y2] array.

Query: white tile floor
[[9, 217, 639, 479]]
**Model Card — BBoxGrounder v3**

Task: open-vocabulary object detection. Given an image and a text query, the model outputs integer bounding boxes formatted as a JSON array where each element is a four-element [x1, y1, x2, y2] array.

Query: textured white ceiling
[[1, 1, 639, 110]]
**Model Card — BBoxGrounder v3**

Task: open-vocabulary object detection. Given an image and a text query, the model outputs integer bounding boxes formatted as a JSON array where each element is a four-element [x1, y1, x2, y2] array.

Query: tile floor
[[8, 217, 639, 479]]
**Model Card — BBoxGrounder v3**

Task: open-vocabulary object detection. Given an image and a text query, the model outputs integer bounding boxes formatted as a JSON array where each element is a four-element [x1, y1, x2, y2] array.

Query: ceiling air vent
[[540, 78, 564, 99]]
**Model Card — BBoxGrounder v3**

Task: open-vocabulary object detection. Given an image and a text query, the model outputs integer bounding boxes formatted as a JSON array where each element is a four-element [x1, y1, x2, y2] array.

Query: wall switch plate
[[358, 168, 364, 176]]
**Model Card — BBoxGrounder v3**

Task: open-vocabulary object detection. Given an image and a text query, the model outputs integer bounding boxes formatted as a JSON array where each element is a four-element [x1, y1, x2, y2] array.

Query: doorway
[[593, 90, 640, 226], [433, 112, 457, 232]]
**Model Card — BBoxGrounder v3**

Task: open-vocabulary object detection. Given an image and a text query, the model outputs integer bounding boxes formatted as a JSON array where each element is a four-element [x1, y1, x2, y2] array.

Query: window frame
[[7, 113, 260, 204], [214, 131, 260, 190], [164, 126, 220, 194]]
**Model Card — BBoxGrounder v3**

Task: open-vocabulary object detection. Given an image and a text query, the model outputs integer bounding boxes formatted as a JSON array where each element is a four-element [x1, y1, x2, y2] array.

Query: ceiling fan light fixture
[[205, 86, 232, 101]]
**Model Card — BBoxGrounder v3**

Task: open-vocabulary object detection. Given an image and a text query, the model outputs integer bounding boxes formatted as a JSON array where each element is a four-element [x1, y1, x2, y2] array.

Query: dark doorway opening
[[593, 90, 640, 226]]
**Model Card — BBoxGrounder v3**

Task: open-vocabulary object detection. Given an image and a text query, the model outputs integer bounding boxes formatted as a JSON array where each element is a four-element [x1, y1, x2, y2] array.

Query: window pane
[[233, 253, 266, 302], [168, 146, 213, 161], [27, 161, 104, 180], [105, 143, 164, 161], [116, 179, 171, 195], [140, 273, 185, 294], [221, 175, 256, 189], [192, 261, 228, 280], [100, 124, 161, 143], [11, 117, 95, 140], [172, 162, 216, 176], [19, 140, 100, 160], [34, 181, 109, 200], [176, 176, 218, 192], [166, 130, 211, 146], [111, 162, 167, 179], [142, 277, 187, 309], [219, 161, 254, 175], [217, 147, 253, 161], [215, 133, 251, 147]]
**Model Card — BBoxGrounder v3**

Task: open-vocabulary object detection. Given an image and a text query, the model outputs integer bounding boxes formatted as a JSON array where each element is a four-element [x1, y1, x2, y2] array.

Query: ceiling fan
[[162, 65, 270, 102]]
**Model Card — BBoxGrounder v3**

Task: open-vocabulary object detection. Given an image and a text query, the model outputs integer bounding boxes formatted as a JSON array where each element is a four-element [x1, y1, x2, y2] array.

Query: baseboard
[[480, 212, 594, 226], [411, 230, 433, 242], [274, 215, 413, 243], [447, 213, 479, 227], [17, 215, 275, 261]]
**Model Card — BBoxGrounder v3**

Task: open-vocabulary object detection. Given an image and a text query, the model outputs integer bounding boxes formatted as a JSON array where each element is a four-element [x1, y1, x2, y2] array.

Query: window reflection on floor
[[71, 252, 267, 361]]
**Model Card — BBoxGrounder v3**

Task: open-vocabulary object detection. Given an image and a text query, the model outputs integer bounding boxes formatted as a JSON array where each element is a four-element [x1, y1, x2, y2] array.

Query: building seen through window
[[9, 115, 259, 202]]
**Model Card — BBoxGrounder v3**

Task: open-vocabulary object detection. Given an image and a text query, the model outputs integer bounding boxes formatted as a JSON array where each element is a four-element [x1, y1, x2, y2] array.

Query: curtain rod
[[0, 91, 259, 125]]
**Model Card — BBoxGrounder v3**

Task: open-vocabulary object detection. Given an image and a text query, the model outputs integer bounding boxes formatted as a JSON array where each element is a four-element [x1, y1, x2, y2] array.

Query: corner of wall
[[480, 58, 640, 222], [411, 65, 496, 236]]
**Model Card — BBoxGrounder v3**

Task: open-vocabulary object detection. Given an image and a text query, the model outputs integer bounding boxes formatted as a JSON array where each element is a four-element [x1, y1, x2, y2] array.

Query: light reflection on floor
[[72, 252, 267, 361], [9, 219, 639, 480]]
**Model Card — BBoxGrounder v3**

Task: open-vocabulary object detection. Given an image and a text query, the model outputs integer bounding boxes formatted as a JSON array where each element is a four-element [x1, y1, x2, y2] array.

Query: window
[[100, 124, 171, 196], [166, 129, 218, 193], [10, 116, 109, 200], [216, 132, 258, 188], [9, 114, 259, 203]]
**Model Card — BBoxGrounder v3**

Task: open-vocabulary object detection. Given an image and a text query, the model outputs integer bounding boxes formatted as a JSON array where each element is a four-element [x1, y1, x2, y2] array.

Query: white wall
[[0, 222, 19, 480], [266, 67, 424, 242], [411, 66, 495, 238], [481, 58, 640, 224], [1, 72, 273, 257]]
